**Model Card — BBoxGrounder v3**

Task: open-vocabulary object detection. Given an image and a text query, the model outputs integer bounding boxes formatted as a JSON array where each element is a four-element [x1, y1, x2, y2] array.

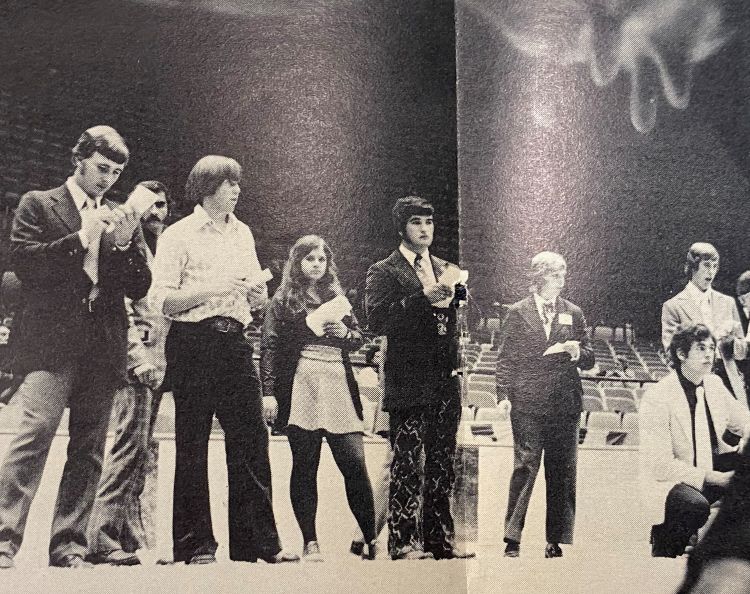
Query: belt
[[198, 316, 245, 334]]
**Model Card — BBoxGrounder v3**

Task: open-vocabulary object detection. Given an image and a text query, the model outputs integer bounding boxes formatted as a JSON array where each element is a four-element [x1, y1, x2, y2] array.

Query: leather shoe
[[544, 543, 563, 558], [392, 548, 433, 561], [258, 550, 300, 564], [350, 541, 364, 556], [429, 548, 476, 560], [504, 542, 520, 558], [51, 554, 93, 568], [186, 552, 216, 565], [361, 540, 380, 561], [89, 549, 140, 566], [0, 553, 14, 569]]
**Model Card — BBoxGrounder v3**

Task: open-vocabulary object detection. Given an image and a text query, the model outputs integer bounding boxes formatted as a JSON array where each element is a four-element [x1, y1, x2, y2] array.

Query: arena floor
[[0, 396, 688, 593]]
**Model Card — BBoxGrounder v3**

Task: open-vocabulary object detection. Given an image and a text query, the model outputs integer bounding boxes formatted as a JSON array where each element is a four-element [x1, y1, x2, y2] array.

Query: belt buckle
[[216, 318, 230, 333]]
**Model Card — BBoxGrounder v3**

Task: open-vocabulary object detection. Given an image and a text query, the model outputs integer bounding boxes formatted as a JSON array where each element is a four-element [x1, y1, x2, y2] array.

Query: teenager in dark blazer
[[0, 126, 150, 569], [496, 252, 594, 559], [366, 196, 472, 561]]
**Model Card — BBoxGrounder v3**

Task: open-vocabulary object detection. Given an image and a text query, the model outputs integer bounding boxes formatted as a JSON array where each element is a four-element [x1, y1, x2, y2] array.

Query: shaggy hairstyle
[[185, 155, 241, 206], [391, 195, 434, 237], [71, 125, 129, 166], [276, 235, 343, 316], [684, 242, 719, 277], [528, 251, 566, 292], [668, 324, 714, 368]]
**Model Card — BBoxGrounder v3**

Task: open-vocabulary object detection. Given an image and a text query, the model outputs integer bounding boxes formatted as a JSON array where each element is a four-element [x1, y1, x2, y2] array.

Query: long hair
[[276, 235, 343, 315]]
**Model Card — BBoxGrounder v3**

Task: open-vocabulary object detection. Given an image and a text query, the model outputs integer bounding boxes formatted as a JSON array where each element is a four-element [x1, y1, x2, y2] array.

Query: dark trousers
[[0, 362, 118, 563], [167, 322, 281, 562], [287, 427, 376, 545], [89, 383, 163, 554], [654, 452, 741, 558], [388, 377, 461, 558], [505, 411, 579, 545]]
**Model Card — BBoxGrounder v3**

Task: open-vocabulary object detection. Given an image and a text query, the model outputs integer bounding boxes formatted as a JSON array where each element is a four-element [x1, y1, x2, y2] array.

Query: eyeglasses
[[154, 201, 167, 208]]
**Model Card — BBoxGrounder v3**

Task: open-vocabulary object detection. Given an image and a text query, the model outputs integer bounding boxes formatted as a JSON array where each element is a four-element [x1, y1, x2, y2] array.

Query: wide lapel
[[675, 287, 701, 326], [518, 296, 546, 341], [50, 185, 82, 233], [388, 250, 423, 294], [667, 372, 694, 451]]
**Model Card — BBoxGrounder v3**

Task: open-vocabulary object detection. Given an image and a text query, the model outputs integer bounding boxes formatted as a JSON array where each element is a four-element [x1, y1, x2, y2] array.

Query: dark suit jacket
[[495, 295, 594, 418], [365, 249, 459, 413], [9, 184, 151, 382]]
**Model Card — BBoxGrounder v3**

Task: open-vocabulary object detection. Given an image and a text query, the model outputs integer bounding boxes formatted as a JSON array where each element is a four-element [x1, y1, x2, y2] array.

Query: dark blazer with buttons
[[495, 295, 595, 418], [365, 249, 460, 413], [9, 184, 151, 382]]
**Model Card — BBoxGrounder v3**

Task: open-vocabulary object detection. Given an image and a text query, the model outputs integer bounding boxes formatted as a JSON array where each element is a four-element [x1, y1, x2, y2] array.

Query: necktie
[[543, 301, 555, 326], [413, 254, 432, 288], [694, 386, 713, 471], [81, 199, 102, 299]]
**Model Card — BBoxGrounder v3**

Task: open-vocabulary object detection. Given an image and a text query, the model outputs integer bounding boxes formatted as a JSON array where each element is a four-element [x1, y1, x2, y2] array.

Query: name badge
[[558, 313, 573, 326]]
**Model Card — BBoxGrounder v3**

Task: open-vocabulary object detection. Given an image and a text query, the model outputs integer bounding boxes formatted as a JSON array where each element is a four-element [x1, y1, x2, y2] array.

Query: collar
[[533, 292, 556, 311], [685, 281, 712, 303], [65, 177, 102, 211], [191, 204, 239, 230], [399, 243, 429, 268]]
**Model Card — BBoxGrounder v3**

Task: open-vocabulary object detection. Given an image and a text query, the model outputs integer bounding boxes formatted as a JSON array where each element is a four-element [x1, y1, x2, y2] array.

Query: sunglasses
[[154, 201, 167, 208]]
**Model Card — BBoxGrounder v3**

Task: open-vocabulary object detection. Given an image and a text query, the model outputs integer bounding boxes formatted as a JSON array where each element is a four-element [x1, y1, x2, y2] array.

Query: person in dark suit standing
[[365, 196, 473, 561], [495, 252, 594, 559], [0, 126, 150, 569]]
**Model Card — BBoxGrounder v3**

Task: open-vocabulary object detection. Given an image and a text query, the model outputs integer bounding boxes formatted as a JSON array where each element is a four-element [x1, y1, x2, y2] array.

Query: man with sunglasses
[[88, 181, 172, 566]]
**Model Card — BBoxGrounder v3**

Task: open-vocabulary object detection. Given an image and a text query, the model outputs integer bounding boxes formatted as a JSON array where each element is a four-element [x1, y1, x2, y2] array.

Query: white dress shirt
[[399, 244, 436, 287], [148, 205, 267, 326], [533, 292, 555, 340]]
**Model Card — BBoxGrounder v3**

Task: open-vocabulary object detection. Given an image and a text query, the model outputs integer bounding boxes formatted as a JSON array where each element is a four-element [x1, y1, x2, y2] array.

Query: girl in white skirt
[[260, 235, 377, 561]]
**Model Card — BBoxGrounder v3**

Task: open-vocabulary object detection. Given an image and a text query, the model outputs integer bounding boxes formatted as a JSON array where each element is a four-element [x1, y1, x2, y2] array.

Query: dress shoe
[[186, 552, 216, 565], [361, 540, 380, 561], [258, 549, 300, 564], [89, 549, 140, 566], [51, 554, 93, 568], [392, 547, 433, 561], [504, 542, 520, 558], [350, 540, 365, 556], [544, 543, 563, 558], [650, 523, 682, 558], [0, 553, 14, 569], [435, 549, 476, 560]]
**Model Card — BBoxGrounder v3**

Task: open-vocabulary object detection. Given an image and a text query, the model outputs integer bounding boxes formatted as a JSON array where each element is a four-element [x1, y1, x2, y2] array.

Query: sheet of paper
[[306, 295, 352, 336], [126, 185, 161, 218], [543, 342, 566, 356], [246, 268, 273, 285], [433, 266, 469, 308]]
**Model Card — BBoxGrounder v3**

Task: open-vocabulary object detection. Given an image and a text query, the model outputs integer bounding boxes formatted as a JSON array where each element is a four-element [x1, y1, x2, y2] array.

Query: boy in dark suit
[[0, 126, 150, 568], [365, 196, 472, 561], [496, 251, 594, 558]]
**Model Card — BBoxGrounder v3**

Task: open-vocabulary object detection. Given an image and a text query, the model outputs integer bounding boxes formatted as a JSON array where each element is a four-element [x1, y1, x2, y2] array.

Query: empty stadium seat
[[585, 411, 623, 445], [475, 407, 505, 422], [602, 387, 638, 413], [464, 389, 496, 408], [583, 395, 605, 412]]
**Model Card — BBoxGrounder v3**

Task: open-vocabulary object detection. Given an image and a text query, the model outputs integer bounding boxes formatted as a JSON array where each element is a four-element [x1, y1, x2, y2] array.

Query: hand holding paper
[[306, 295, 353, 337], [433, 265, 469, 308], [543, 340, 580, 361]]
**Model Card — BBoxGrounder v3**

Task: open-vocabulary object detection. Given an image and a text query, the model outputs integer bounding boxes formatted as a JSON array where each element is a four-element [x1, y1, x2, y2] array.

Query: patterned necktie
[[694, 385, 713, 471], [543, 301, 555, 327], [413, 254, 432, 288]]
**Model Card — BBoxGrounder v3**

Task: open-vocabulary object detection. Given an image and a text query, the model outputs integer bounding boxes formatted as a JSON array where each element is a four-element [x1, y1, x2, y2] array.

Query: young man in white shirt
[[149, 155, 297, 566]]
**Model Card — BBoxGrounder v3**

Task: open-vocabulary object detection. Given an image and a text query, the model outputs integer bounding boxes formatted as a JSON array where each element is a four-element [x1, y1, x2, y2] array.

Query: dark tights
[[287, 427, 376, 545]]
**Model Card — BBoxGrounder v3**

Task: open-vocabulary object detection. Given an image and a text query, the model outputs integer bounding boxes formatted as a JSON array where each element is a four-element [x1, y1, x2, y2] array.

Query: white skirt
[[288, 345, 363, 434]]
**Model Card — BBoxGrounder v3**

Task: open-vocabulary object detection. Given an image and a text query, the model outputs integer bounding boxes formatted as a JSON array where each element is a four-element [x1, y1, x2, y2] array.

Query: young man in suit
[[366, 196, 472, 561], [495, 251, 594, 558], [640, 324, 750, 558], [662, 243, 747, 403], [88, 181, 171, 566], [0, 126, 150, 569]]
